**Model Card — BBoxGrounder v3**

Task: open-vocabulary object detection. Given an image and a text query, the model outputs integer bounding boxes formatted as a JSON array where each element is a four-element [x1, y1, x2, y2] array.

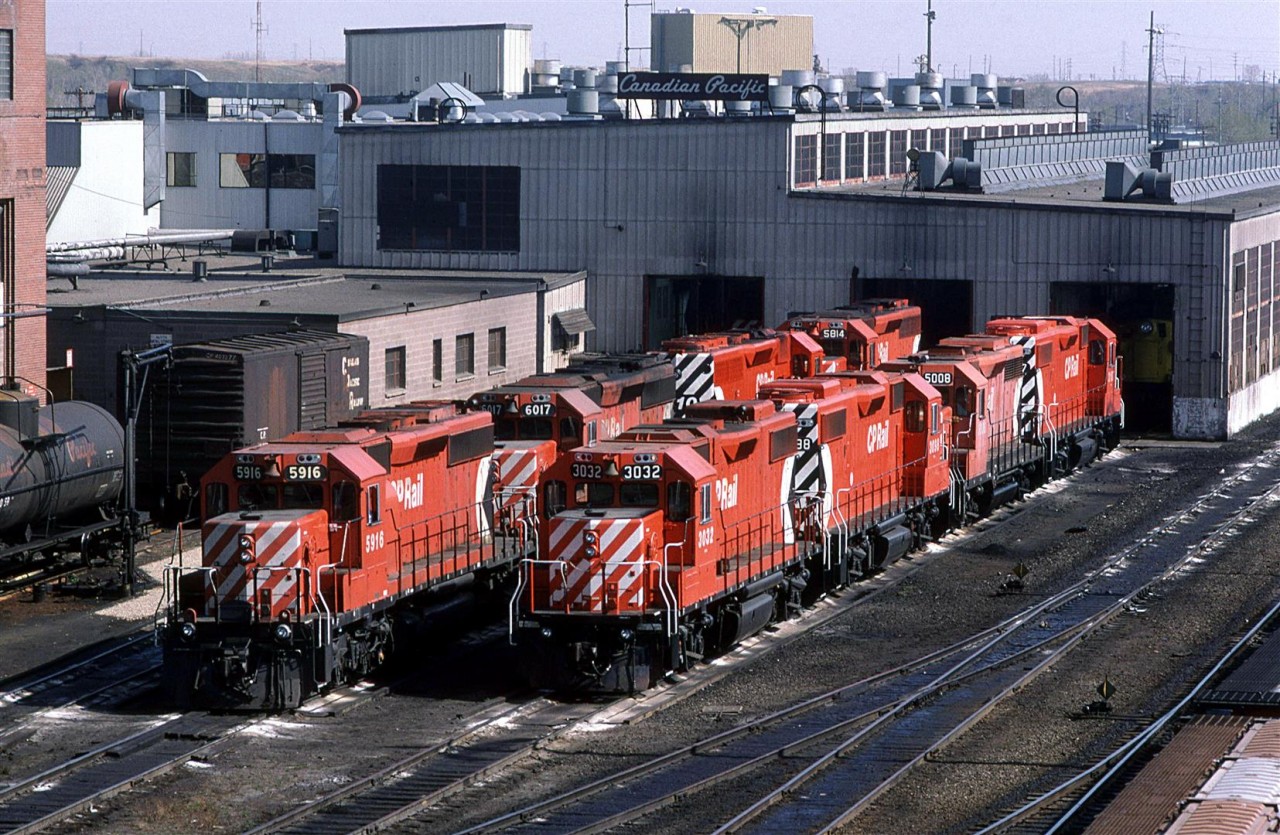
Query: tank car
[[163, 401, 516, 710], [779, 298, 923, 370], [0, 389, 139, 568]]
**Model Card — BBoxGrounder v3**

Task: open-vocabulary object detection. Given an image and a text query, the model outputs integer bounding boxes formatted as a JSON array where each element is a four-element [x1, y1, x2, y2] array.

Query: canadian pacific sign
[[616, 72, 770, 102]]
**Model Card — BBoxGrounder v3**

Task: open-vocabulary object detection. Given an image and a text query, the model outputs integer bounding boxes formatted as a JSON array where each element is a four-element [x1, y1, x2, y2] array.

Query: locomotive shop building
[[336, 108, 1280, 440]]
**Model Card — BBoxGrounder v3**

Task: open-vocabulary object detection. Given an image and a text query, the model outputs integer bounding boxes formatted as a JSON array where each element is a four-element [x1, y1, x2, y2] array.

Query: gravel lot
[[5, 413, 1280, 834]]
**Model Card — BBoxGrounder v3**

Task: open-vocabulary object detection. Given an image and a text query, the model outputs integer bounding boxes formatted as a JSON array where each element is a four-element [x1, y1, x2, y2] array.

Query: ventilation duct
[[1104, 160, 1174, 202], [917, 151, 982, 191]]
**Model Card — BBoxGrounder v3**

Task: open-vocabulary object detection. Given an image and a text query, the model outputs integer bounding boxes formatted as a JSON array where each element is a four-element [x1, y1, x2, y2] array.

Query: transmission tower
[[252, 1, 269, 83]]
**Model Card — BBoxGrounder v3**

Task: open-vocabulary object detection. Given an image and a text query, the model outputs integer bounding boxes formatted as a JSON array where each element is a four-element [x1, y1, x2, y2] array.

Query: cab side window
[[905, 400, 926, 432], [205, 482, 228, 518], [333, 481, 358, 522], [544, 480, 567, 518], [367, 483, 381, 525], [667, 482, 692, 522], [1089, 340, 1105, 365]]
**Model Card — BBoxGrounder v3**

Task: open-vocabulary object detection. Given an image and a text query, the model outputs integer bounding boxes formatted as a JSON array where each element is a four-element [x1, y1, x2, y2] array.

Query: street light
[[795, 83, 840, 185]]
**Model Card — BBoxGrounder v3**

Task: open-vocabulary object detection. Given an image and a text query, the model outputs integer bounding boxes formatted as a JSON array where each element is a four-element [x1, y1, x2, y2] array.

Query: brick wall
[[0, 0, 46, 396]]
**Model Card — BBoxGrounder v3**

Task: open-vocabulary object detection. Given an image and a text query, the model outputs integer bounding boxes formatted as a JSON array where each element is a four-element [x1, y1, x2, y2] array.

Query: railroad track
[[978, 597, 1280, 834], [0, 712, 245, 835], [0, 632, 162, 748], [444, 440, 1280, 834]]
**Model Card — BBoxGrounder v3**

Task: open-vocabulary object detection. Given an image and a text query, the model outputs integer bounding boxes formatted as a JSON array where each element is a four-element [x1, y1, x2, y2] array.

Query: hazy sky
[[46, 0, 1280, 82]]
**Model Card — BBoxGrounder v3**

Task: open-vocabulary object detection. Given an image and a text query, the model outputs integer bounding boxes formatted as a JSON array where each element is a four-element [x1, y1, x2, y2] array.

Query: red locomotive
[[163, 307, 1125, 704], [779, 298, 923, 370], [164, 356, 679, 709], [513, 315, 1124, 692], [663, 328, 831, 415], [164, 402, 510, 709], [514, 400, 813, 691]]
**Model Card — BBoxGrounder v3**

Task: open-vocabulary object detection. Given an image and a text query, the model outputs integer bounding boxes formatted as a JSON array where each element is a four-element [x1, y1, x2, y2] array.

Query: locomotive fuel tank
[[0, 395, 124, 538]]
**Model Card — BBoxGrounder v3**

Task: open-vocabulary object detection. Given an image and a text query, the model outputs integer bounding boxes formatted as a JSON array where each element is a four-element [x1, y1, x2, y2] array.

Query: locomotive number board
[[285, 464, 328, 481], [234, 464, 263, 481]]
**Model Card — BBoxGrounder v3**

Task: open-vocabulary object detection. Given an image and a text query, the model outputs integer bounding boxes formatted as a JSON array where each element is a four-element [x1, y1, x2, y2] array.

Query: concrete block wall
[[344, 291, 540, 405]]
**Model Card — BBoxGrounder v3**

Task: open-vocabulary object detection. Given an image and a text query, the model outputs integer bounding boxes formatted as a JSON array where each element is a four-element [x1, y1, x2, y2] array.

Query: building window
[[268, 154, 316, 189], [867, 132, 887, 177], [376, 165, 520, 253], [822, 134, 842, 181], [794, 135, 818, 185], [1002, 125, 1017, 137], [219, 153, 316, 189], [930, 129, 946, 155], [384, 346, 406, 391], [984, 126, 1000, 138], [456, 333, 475, 378], [166, 152, 197, 187], [488, 327, 506, 371], [1017, 124, 1032, 136], [1033, 123, 1047, 135], [910, 129, 928, 153], [0, 30, 12, 101], [432, 338, 442, 383], [845, 133, 865, 179], [889, 130, 908, 175], [949, 128, 965, 158]]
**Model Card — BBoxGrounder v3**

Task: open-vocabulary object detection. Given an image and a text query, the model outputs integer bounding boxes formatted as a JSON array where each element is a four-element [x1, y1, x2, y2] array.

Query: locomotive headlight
[[179, 622, 197, 641], [274, 623, 293, 642], [584, 531, 598, 545], [585, 546, 598, 558], [1140, 321, 1154, 335], [619, 629, 634, 642], [540, 627, 554, 638]]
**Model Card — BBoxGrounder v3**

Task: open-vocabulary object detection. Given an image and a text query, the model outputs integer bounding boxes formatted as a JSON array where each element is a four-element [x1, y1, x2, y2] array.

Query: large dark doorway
[[857, 278, 973, 349], [1051, 282, 1174, 433], [644, 275, 765, 349]]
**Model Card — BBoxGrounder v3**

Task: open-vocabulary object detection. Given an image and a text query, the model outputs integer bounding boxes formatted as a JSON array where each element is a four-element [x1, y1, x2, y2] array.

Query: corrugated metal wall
[[346, 27, 529, 99], [338, 117, 1240, 415], [651, 13, 813, 74]]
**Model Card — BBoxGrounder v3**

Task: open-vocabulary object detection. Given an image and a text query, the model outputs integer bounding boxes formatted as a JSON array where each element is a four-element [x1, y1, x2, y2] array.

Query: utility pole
[[718, 14, 777, 74], [923, 0, 936, 72], [1146, 11, 1162, 143]]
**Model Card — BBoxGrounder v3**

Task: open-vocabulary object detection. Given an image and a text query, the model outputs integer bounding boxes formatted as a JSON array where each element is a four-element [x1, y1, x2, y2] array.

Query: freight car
[[137, 330, 369, 521], [0, 387, 144, 573], [511, 315, 1123, 692]]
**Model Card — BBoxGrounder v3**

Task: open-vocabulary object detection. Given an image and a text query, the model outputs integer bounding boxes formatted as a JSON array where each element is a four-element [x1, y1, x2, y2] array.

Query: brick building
[[0, 0, 44, 394]]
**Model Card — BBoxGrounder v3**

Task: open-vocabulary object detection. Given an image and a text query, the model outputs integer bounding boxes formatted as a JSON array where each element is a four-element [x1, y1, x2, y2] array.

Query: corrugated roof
[[1199, 758, 1280, 804], [174, 329, 363, 359], [1165, 798, 1271, 835], [1239, 720, 1280, 759], [45, 165, 78, 228], [1083, 716, 1250, 835]]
